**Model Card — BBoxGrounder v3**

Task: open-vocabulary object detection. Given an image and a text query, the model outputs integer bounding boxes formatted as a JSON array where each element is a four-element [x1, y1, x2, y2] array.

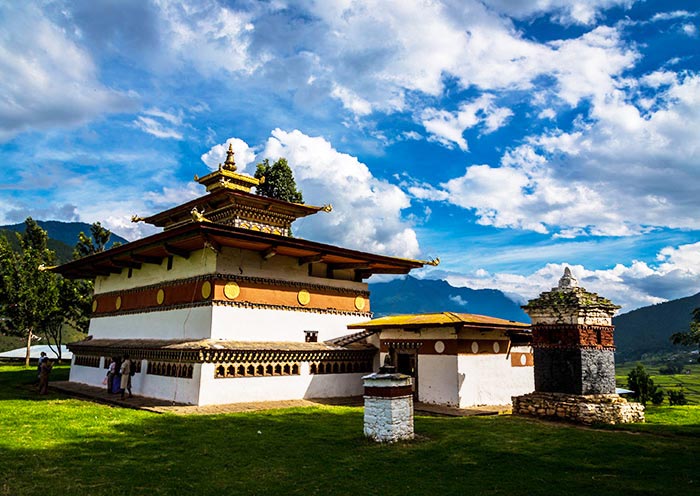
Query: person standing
[[120, 354, 132, 399], [106, 357, 117, 394], [38, 358, 53, 395], [37, 351, 47, 385]]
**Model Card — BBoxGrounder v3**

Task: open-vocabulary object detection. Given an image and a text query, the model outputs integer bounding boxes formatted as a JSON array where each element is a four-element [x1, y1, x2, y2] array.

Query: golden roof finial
[[222, 143, 237, 172]]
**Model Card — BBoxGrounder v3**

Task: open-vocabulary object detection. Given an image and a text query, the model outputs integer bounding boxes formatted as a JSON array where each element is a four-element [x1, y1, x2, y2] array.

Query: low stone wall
[[512, 392, 645, 425]]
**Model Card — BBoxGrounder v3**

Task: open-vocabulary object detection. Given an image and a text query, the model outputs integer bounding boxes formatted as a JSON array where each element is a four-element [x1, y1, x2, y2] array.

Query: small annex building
[[56, 146, 430, 405], [348, 312, 534, 407]]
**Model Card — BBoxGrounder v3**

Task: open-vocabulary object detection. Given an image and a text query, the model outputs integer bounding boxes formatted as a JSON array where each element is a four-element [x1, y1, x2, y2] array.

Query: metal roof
[[347, 311, 530, 330]]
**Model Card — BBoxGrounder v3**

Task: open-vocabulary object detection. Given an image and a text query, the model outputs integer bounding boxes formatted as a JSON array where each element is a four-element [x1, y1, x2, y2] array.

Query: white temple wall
[[210, 306, 367, 342], [68, 356, 108, 388], [216, 247, 368, 291], [88, 307, 212, 340], [197, 362, 364, 405], [379, 327, 457, 340], [137, 362, 201, 405], [95, 249, 216, 294], [69, 358, 201, 404], [457, 351, 534, 407], [417, 355, 459, 406]]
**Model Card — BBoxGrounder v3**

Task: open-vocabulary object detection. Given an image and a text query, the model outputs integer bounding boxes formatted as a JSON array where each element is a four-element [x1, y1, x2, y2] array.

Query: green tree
[[0, 218, 59, 367], [254, 158, 304, 203], [73, 221, 113, 260], [627, 364, 664, 406], [671, 307, 700, 349]]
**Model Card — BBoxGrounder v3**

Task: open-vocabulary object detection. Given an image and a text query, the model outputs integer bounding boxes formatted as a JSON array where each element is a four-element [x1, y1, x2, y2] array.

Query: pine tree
[[254, 158, 304, 203]]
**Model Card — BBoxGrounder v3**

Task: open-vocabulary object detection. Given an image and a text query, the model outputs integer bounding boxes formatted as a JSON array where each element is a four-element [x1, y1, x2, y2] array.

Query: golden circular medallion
[[297, 290, 311, 306], [201, 281, 212, 299], [91, 299, 97, 312], [156, 288, 165, 305], [354, 296, 366, 311], [115, 296, 122, 311], [224, 282, 240, 300]]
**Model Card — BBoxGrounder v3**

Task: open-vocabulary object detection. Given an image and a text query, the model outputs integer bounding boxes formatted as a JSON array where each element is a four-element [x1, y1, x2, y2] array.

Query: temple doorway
[[395, 351, 418, 398]]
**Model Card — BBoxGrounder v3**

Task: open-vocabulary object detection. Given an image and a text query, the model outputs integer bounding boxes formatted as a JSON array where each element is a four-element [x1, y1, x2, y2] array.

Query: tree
[[627, 364, 664, 406], [671, 307, 700, 350], [73, 221, 113, 260], [254, 158, 304, 203], [0, 218, 59, 367], [43, 276, 92, 362]]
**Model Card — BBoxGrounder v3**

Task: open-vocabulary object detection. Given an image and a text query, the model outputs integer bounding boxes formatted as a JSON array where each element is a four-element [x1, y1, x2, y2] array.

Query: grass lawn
[[1, 364, 699, 496]]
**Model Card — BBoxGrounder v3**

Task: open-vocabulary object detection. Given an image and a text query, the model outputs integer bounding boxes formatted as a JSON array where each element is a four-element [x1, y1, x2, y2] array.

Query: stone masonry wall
[[513, 392, 645, 425], [363, 396, 414, 442]]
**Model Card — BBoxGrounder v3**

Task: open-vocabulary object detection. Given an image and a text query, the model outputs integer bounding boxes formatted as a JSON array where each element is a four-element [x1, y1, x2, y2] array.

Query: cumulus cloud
[[436, 241, 700, 312], [255, 129, 420, 258], [0, 3, 135, 141], [200, 137, 256, 172], [407, 69, 700, 237]]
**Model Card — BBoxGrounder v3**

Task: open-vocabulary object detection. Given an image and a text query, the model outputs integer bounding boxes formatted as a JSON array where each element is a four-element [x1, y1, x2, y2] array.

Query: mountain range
[[0, 220, 128, 263], [370, 276, 698, 361]]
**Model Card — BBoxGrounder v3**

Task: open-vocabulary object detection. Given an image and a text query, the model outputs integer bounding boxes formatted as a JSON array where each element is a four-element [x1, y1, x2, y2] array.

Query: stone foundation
[[512, 392, 645, 425], [363, 373, 414, 443]]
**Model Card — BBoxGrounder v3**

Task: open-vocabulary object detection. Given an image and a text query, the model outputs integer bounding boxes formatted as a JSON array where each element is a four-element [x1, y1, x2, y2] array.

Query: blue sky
[[1, 0, 699, 312]]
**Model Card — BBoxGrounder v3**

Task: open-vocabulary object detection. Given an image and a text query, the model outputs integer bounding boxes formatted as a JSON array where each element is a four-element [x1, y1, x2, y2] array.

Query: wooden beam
[[298, 254, 323, 265], [94, 264, 123, 275], [203, 235, 222, 253], [112, 259, 142, 270], [164, 243, 190, 260], [131, 254, 163, 265], [261, 246, 277, 260], [328, 263, 371, 271]]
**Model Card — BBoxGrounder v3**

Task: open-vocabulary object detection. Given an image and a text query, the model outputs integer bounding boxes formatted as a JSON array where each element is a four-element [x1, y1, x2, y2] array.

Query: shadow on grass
[[2, 400, 699, 496]]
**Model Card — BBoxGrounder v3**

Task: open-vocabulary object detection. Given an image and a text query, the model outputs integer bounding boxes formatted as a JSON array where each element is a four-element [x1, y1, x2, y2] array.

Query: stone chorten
[[512, 268, 644, 424], [522, 267, 620, 395]]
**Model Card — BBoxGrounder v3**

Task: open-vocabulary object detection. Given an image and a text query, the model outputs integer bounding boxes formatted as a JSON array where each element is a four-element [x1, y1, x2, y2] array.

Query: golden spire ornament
[[222, 143, 237, 172]]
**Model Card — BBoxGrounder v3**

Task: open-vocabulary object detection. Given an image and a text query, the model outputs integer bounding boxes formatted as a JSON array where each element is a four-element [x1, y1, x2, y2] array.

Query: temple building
[[57, 146, 431, 405], [347, 312, 534, 407]]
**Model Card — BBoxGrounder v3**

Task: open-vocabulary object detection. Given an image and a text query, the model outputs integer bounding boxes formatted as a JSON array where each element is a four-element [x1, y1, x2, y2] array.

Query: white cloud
[[682, 23, 697, 37], [133, 116, 183, 140], [449, 294, 468, 306], [438, 241, 700, 312], [0, 3, 134, 141], [413, 71, 700, 237], [481, 0, 635, 25], [421, 95, 513, 150], [258, 129, 420, 258], [331, 84, 373, 116], [154, 0, 260, 76], [651, 10, 696, 22], [200, 137, 257, 172]]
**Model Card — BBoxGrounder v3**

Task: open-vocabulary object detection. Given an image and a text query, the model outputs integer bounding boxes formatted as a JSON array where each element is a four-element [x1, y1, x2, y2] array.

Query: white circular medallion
[[520, 354, 527, 366], [493, 341, 500, 353], [471, 341, 479, 354], [434, 341, 445, 354]]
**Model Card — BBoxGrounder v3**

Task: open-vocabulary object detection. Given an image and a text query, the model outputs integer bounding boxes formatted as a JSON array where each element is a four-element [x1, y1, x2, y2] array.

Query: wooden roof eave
[[53, 222, 425, 279]]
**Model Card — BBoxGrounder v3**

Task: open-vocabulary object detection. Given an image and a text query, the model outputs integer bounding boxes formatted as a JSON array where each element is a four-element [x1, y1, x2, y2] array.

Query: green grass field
[[617, 361, 700, 404], [1, 364, 699, 496]]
